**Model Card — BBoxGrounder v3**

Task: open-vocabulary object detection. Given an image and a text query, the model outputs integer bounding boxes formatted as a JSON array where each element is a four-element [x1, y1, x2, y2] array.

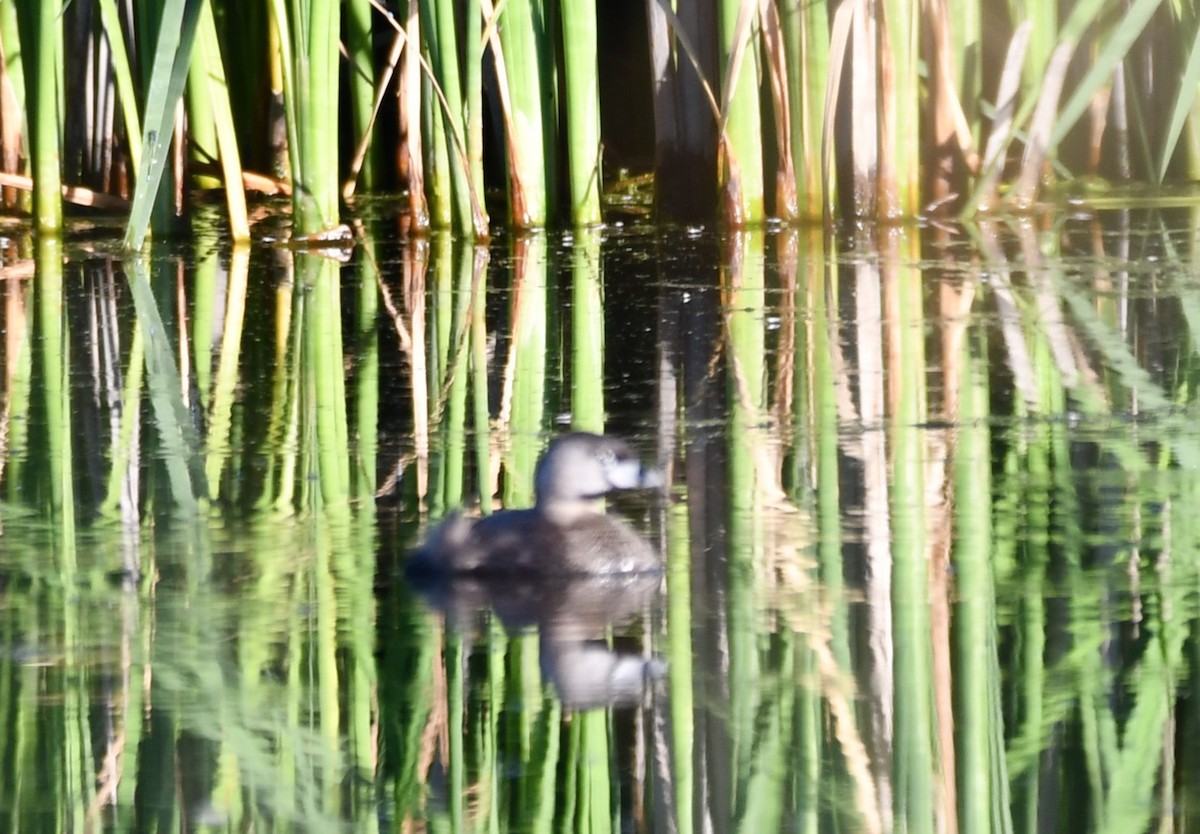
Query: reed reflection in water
[[0, 215, 1197, 832]]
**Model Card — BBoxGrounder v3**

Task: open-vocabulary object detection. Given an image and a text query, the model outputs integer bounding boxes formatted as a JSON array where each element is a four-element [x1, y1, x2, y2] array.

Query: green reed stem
[[560, 0, 602, 226], [666, 500, 694, 834], [889, 238, 933, 833], [302, 255, 350, 507], [345, 0, 379, 191], [571, 231, 604, 430], [953, 339, 1001, 833], [782, 0, 829, 219], [96, 0, 141, 169], [125, 0, 202, 249], [195, 1, 249, 241], [13, 0, 62, 232], [470, 245, 493, 514], [3, 281, 32, 504], [506, 234, 549, 506], [279, 0, 340, 234], [420, 0, 481, 234], [204, 245, 250, 500], [442, 248, 474, 505], [353, 237, 380, 500], [717, 0, 764, 224], [36, 237, 73, 526], [497, 0, 553, 226], [878, 0, 919, 218]]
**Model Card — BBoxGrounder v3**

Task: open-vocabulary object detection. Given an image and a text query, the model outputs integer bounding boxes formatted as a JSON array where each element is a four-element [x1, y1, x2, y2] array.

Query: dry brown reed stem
[[479, 0, 531, 227], [974, 22, 1031, 212], [0, 171, 128, 209], [400, 0, 428, 229], [760, 0, 798, 220], [1011, 43, 1072, 210]]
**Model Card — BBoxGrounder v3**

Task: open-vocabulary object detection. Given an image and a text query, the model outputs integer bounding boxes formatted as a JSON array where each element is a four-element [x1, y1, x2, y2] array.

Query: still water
[[1, 211, 1197, 833]]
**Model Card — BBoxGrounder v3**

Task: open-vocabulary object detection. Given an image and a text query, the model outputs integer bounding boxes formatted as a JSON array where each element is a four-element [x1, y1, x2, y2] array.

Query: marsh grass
[[5, 1, 1200, 239]]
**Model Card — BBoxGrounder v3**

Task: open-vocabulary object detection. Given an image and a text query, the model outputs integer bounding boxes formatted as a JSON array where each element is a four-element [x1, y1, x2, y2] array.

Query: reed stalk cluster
[[1, 0, 1198, 240]]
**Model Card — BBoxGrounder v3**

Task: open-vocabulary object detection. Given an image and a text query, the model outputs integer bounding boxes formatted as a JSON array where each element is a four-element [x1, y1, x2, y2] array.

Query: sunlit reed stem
[[353, 237, 380, 500], [723, 230, 765, 805], [303, 255, 351, 507], [421, 0, 483, 234], [571, 231, 604, 431], [561, 0, 602, 226], [428, 234, 453, 512], [878, 0, 919, 218], [280, 0, 340, 234], [506, 234, 549, 506], [666, 500, 695, 834], [887, 232, 934, 831], [717, 1, 764, 225], [13, 0, 61, 231], [952, 335, 1006, 833], [186, 37, 220, 191], [36, 238, 72, 526], [783, 0, 829, 220], [443, 634, 465, 831], [497, 0, 553, 227], [194, 2, 249, 241], [312, 523, 342, 810], [578, 710, 613, 832], [442, 247, 474, 505], [204, 244, 250, 500], [470, 246, 493, 514]]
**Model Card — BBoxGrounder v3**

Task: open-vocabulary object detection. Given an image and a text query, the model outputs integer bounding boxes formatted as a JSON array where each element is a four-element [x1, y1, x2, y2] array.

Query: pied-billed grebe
[[406, 433, 662, 576]]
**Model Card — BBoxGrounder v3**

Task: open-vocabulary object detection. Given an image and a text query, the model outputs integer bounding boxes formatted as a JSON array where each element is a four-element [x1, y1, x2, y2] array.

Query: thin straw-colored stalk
[[96, 0, 141, 169], [560, 0, 602, 226], [13, 0, 62, 232], [716, 0, 764, 225], [400, 2, 430, 227], [0, 0, 26, 171], [877, 0, 919, 218]]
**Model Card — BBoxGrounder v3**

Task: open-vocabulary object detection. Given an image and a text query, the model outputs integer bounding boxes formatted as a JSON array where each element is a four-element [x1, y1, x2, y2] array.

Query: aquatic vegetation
[[2, 1, 1199, 240]]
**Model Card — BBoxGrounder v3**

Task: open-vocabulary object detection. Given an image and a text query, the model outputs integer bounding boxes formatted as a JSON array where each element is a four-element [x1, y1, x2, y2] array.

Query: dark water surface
[[1, 212, 1198, 832]]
